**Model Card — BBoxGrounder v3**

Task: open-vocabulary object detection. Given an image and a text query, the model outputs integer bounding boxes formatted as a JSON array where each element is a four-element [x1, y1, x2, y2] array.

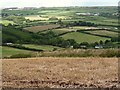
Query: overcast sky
[[0, 0, 119, 8]]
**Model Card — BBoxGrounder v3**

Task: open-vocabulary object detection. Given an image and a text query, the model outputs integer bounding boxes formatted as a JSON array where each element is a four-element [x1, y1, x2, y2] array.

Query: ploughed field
[[2, 57, 118, 88]]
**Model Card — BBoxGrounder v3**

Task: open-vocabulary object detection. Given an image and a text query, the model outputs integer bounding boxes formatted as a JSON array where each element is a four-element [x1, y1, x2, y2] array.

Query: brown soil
[[2, 57, 118, 88]]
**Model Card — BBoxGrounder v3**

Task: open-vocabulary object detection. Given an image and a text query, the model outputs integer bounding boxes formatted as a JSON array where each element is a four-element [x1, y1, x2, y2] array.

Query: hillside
[[1, 6, 119, 58]]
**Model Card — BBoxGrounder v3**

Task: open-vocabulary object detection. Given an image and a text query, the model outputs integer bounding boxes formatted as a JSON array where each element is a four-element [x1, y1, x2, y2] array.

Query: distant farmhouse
[[76, 12, 99, 16], [23, 7, 37, 10], [3, 7, 37, 10], [112, 13, 118, 16], [95, 45, 103, 49], [3, 7, 19, 10]]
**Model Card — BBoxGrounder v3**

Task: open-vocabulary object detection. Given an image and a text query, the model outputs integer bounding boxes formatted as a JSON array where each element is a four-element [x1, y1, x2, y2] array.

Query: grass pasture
[[25, 14, 70, 21], [0, 20, 14, 26], [52, 28, 75, 35], [39, 9, 73, 17], [52, 26, 98, 35], [1, 46, 32, 58], [24, 24, 60, 33], [23, 44, 63, 51], [25, 15, 49, 21], [72, 26, 99, 30], [85, 30, 118, 38], [82, 16, 118, 26], [61, 32, 110, 43]]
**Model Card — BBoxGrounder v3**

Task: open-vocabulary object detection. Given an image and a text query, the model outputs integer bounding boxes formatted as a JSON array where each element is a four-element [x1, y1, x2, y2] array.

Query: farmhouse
[[95, 45, 103, 49], [23, 7, 37, 10], [76, 13, 91, 16], [80, 45, 87, 49], [3, 7, 19, 10], [76, 13, 99, 16], [5, 43, 13, 45]]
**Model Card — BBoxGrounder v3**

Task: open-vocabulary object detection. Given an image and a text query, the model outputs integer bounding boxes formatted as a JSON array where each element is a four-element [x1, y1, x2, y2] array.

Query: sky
[[0, 0, 119, 8]]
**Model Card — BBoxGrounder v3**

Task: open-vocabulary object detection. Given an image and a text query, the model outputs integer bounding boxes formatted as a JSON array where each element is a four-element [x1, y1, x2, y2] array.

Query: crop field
[[23, 44, 63, 51], [25, 15, 49, 21], [25, 14, 70, 21], [2, 46, 32, 58], [1, 6, 119, 89], [38, 10, 74, 17], [0, 20, 14, 26], [51, 28, 75, 35], [2, 57, 118, 88], [61, 32, 110, 43], [51, 29, 68, 35], [24, 24, 60, 33], [72, 26, 100, 30], [85, 30, 118, 37], [51, 26, 100, 35], [81, 16, 118, 26]]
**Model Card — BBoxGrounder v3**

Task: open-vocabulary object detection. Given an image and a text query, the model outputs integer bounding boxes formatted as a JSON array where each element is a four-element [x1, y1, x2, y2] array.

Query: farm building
[[95, 45, 103, 49], [76, 13, 99, 16]]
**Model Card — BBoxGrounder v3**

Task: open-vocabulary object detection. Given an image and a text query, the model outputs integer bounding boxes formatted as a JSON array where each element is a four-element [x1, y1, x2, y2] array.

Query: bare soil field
[[24, 24, 60, 33], [2, 57, 118, 88]]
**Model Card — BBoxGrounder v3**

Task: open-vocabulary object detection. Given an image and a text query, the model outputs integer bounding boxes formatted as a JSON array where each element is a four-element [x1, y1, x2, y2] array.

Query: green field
[[24, 24, 60, 33], [61, 32, 110, 43], [1, 45, 63, 58], [1, 6, 119, 57], [52, 26, 96, 35], [23, 44, 63, 51], [25, 15, 49, 21], [1, 46, 32, 58], [0, 20, 15, 26], [85, 30, 118, 37]]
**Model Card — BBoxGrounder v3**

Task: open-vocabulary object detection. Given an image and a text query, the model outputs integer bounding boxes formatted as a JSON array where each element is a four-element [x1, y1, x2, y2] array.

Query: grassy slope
[[24, 24, 60, 33], [61, 32, 110, 43], [1, 46, 32, 57], [50, 26, 95, 35], [0, 20, 15, 26], [23, 44, 63, 51], [85, 30, 118, 37], [2, 26, 34, 43]]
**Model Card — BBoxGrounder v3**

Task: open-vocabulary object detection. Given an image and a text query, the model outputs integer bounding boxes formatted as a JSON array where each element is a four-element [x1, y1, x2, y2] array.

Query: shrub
[[10, 53, 32, 58], [99, 49, 119, 57]]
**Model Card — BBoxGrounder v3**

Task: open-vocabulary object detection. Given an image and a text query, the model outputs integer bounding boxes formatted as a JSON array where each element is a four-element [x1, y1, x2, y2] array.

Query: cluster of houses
[[76, 12, 99, 16], [5, 42, 103, 49], [112, 13, 118, 16], [76, 12, 118, 17], [79, 45, 103, 49], [2, 7, 37, 11]]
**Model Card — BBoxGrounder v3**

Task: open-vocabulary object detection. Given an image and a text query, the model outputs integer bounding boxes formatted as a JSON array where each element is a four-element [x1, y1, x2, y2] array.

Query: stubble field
[[2, 57, 118, 88]]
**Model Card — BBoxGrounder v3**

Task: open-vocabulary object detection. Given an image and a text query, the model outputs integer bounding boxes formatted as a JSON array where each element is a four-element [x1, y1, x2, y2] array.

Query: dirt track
[[2, 57, 118, 88]]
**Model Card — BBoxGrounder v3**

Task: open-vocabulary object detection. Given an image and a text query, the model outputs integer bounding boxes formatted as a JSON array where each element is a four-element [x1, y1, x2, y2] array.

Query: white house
[[95, 45, 103, 49]]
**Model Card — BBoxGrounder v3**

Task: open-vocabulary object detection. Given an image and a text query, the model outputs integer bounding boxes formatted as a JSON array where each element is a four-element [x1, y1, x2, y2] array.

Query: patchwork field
[[1, 6, 119, 89], [24, 24, 60, 33], [51, 28, 76, 35], [84, 30, 118, 37], [49, 26, 101, 35], [72, 26, 100, 30], [1, 46, 32, 58], [23, 44, 63, 51], [0, 20, 14, 26], [61, 32, 110, 43], [2, 57, 118, 88], [25, 15, 49, 21]]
